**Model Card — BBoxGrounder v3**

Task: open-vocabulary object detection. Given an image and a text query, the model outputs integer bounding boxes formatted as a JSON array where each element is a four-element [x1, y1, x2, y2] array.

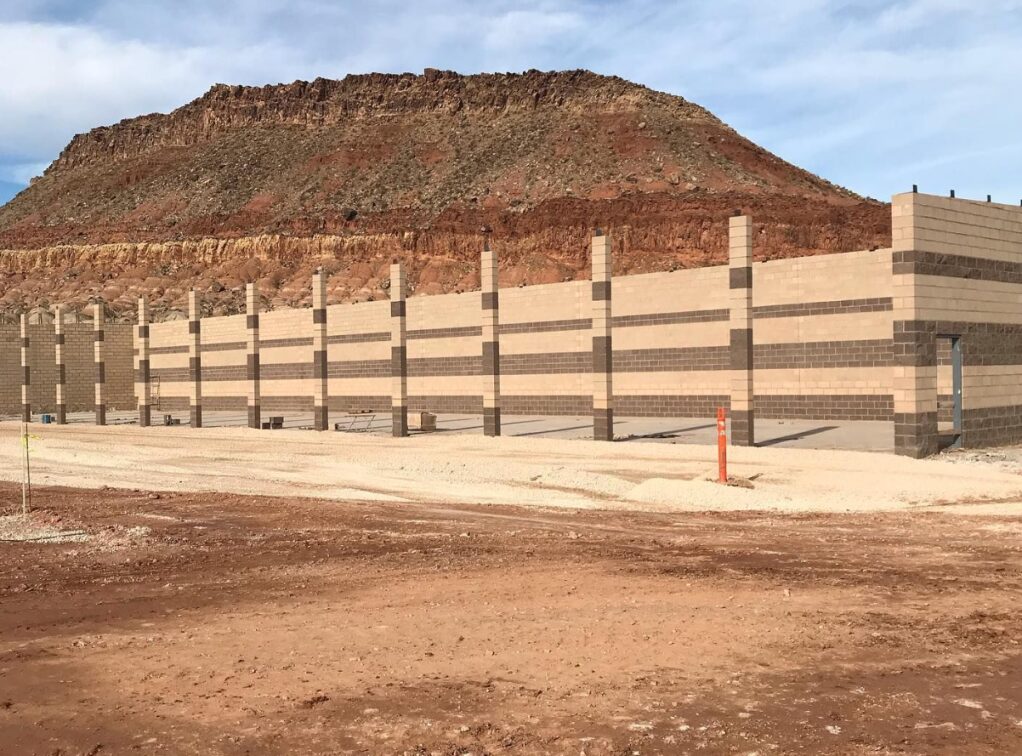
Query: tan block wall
[[0, 323, 133, 415]]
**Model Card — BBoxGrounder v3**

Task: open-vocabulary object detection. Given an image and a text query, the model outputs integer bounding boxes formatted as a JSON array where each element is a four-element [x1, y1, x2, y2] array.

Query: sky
[[1, 0, 1021, 206]]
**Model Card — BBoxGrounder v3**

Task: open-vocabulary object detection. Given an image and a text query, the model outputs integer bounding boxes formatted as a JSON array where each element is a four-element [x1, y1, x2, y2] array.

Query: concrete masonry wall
[[0, 323, 134, 415], [145, 248, 895, 421], [892, 193, 1022, 454]]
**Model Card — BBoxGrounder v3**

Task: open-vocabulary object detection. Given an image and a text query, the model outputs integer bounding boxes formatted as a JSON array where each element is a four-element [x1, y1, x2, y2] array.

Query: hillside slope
[[0, 69, 890, 319]]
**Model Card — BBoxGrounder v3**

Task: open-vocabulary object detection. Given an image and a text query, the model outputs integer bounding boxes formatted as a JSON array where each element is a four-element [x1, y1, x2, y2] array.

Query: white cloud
[[0, 0, 1019, 204]]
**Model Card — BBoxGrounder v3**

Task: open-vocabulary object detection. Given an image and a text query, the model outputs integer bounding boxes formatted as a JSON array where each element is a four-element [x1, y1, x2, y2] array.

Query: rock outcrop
[[0, 69, 890, 320]]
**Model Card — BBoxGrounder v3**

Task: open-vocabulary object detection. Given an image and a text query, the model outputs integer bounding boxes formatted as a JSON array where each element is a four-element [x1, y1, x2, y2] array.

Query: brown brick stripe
[[188, 291, 202, 428], [753, 297, 893, 319], [247, 284, 261, 429], [20, 316, 30, 422], [481, 245, 501, 436], [93, 303, 106, 426], [54, 312, 67, 424], [391, 264, 408, 437], [312, 270, 329, 431]]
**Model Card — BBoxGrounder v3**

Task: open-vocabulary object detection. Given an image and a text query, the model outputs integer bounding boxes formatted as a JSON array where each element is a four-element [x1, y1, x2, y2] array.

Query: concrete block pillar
[[188, 290, 202, 428], [312, 269, 329, 431], [481, 243, 501, 436], [591, 230, 614, 441], [136, 297, 152, 427], [53, 304, 67, 424], [390, 263, 408, 437], [246, 283, 261, 429], [93, 301, 106, 425], [729, 214, 755, 446], [892, 193, 937, 457], [20, 314, 30, 423]]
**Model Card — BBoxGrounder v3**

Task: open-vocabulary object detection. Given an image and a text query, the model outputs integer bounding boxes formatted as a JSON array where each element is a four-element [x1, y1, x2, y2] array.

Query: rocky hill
[[0, 69, 890, 320]]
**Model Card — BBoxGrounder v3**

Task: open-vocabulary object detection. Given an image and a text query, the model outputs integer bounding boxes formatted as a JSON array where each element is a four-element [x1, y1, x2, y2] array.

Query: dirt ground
[[2, 482, 1022, 755], [3, 423, 1022, 514]]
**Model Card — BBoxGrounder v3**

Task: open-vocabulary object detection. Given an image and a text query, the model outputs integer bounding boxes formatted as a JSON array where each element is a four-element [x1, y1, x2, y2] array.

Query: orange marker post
[[716, 407, 728, 484]]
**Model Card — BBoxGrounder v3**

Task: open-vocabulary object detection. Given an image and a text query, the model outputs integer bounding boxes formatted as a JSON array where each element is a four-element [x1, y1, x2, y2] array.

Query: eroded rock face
[[0, 69, 890, 320]]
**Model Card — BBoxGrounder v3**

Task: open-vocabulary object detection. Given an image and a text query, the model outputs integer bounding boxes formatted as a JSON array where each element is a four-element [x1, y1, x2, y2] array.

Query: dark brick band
[[895, 411, 938, 458], [95, 403, 106, 426], [482, 341, 499, 376], [392, 406, 408, 437], [391, 300, 406, 318], [313, 308, 326, 325], [139, 405, 151, 427], [22, 365, 30, 385], [730, 328, 753, 371], [391, 345, 407, 376], [482, 291, 499, 310], [247, 314, 260, 329], [592, 281, 611, 301], [729, 266, 752, 289], [592, 335, 612, 372], [190, 405, 202, 429], [55, 333, 65, 346], [594, 408, 614, 441], [731, 409, 754, 446], [314, 406, 328, 431], [94, 330, 104, 343], [248, 404, 261, 429], [893, 250, 1022, 284], [188, 320, 200, 335], [21, 336, 29, 348], [96, 361, 105, 383], [247, 353, 260, 381], [483, 406, 501, 436], [754, 297, 892, 320], [56, 404, 67, 425]]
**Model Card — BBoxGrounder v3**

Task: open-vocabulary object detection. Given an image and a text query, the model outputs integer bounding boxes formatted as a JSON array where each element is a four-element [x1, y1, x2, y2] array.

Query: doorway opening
[[937, 334, 962, 450]]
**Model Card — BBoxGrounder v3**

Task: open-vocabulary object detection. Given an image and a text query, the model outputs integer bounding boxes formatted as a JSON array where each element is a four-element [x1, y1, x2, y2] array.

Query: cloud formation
[[1, 0, 1019, 204]]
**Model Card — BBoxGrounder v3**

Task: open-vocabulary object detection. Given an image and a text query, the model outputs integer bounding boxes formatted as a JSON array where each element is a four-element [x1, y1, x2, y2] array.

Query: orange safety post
[[716, 407, 728, 484]]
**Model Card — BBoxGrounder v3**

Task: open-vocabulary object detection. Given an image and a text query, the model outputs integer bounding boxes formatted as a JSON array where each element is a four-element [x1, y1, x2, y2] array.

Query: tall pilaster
[[137, 297, 152, 427], [390, 263, 408, 437], [312, 269, 329, 431], [481, 243, 501, 436], [729, 214, 755, 446], [188, 290, 202, 428], [591, 230, 613, 441], [20, 314, 30, 423], [93, 301, 106, 425], [246, 283, 261, 429], [53, 304, 67, 424]]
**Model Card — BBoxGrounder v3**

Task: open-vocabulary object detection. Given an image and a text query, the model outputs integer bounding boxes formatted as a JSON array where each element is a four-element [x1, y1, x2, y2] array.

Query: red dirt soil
[[2, 483, 1021, 754]]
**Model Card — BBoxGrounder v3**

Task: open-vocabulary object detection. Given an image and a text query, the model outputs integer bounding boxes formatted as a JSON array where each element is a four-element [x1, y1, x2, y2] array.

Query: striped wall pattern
[[93, 303, 106, 425], [729, 214, 755, 446], [188, 290, 202, 428], [136, 298, 151, 427], [312, 269, 329, 431], [892, 192, 1022, 456], [481, 244, 501, 436], [591, 231, 613, 441], [20, 314, 30, 422], [247, 283, 261, 429], [391, 263, 409, 437], [54, 305, 67, 424]]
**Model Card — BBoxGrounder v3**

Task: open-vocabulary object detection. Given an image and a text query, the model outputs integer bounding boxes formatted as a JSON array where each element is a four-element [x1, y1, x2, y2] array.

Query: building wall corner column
[[20, 313, 30, 423], [729, 214, 755, 446], [246, 283, 261, 429], [312, 269, 329, 431], [390, 263, 408, 437], [481, 243, 501, 436], [188, 290, 202, 428], [591, 230, 614, 441], [891, 192, 938, 458], [136, 297, 151, 427], [93, 301, 106, 425], [53, 304, 67, 424]]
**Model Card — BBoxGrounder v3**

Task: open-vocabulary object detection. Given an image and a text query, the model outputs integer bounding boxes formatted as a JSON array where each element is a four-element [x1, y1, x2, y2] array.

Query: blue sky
[[1, 0, 1020, 206]]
